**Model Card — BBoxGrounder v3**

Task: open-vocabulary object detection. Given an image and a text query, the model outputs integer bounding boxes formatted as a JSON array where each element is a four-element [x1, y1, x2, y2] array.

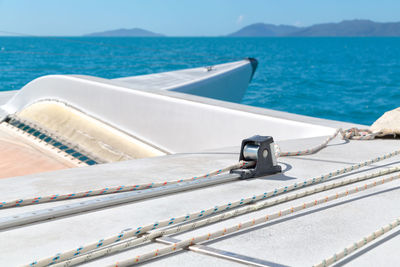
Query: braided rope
[[341, 128, 381, 141], [51, 167, 400, 267], [275, 128, 380, 157], [0, 161, 252, 209], [0, 127, 383, 209], [276, 129, 342, 157], [314, 217, 400, 267], [29, 151, 400, 267], [110, 172, 400, 266], [10, 125, 390, 266]]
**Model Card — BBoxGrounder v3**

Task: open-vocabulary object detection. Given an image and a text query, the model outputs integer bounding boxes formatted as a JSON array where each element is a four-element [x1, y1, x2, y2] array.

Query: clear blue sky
[[0, 0, 399, 36]]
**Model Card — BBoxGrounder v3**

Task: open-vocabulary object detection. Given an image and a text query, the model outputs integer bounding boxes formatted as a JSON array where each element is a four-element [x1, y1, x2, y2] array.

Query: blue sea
[[1, 37, 400, 125]]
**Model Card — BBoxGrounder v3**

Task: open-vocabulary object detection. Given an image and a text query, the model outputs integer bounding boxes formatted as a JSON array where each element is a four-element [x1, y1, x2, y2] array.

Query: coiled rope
[[108, 172, 400, 266], [314, 217, 400, 267], [50, 167, 400, 267], [28, 150, 400, 267]]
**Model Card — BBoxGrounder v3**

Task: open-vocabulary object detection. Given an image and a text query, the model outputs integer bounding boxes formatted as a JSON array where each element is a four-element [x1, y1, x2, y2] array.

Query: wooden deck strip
[[0, 123, 75, 179]]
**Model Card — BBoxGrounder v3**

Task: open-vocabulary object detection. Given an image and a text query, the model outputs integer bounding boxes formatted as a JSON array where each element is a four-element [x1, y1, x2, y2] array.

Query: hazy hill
[[84, 28, 164, 37], [229, 23, 300, 37], [229, 20, 400, 37]]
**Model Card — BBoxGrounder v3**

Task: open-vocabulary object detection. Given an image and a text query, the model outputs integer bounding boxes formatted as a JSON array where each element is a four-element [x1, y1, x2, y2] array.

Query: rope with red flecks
[[109, 172, 400, 266], [314, 217, 400, 267], [28, 150, 400, 267], [0, 160, 254, 209], [2, 127, 377, 209], [49, 166, 400, 267]]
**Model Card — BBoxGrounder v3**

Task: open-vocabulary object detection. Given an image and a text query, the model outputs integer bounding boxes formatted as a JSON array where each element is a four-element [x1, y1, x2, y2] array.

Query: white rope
[[27, 150, 400, 266], [24, 128, 393, 266], [30, 149, 400, 266], [341, 128, 381, 140], [276, 128, 342, 157], [276, 128, 380, 157], [314, 217, 400, 267], [0, 161, 253, 209], [52, 167, 400, 267], [4, 127, 376, 209], [110, 172, 400, 266]]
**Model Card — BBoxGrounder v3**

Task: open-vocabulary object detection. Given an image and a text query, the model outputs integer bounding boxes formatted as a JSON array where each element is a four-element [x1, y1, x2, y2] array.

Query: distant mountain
[[229, 20, 400, 37], [291, 20, 400, 36], [84, 28, 164, 37], [229, 23, 300, 37]]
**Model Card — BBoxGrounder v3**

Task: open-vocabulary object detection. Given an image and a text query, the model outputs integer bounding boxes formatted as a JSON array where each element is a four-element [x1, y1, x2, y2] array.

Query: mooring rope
[[276, 128, 342, 157], [107, 172, 400, 266], [341, 128, 381, 140], [1, 127, 383, 209], [50, 167, 400, 267], [0, 161, 253, 209], [28, 151, 400, 267], [313, 217, 400, 267], [276, 128, 380, 157]]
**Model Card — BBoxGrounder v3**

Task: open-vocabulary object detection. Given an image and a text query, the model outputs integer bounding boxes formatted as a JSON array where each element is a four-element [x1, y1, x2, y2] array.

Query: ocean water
[[1, 37, 400, 125]]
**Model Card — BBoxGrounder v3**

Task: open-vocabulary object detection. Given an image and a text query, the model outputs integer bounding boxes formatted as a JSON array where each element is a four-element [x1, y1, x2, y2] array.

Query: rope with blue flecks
[[2, 127, 378, 209], [0, 160, 253, 209], [107, 172, 400, 266], [50, 166, 400, 267], [28, 150, 400, 267], [313, 217, 400, 267]]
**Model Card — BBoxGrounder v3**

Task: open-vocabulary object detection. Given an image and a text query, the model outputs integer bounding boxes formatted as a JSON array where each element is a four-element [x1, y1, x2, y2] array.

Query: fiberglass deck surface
[[0, 136, 400, 266], [114, 61, 247, 90]]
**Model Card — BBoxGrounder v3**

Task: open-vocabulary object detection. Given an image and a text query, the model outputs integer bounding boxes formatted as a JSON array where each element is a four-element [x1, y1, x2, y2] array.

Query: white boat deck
[[0, 135, 399, 266], [0, 90, 15, 118], [114, 61, 251, 91], [114, 59, 256, 103], [0, 59, 398, 266]]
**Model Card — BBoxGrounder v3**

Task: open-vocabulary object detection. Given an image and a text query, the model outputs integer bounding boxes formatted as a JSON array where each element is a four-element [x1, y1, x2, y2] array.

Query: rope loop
[[340, 128, 381, 140], [276, 127, 380, 157]]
